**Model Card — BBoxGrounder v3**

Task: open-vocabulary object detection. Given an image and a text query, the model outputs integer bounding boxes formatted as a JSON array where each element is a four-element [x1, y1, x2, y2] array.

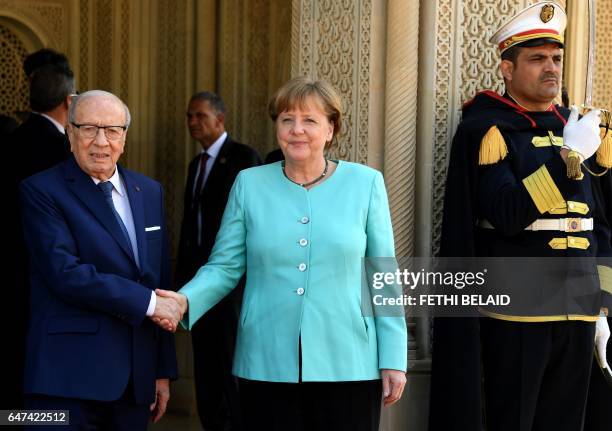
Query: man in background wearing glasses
[[18, 90, 178, 430]]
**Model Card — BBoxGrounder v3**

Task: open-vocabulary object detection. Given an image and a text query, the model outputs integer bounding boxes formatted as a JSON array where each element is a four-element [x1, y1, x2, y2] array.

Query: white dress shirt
[[192, 131, 227, 196], [192, 132, 227, 244], [92, 168, 156, 316], [35, 112, 66, 134]]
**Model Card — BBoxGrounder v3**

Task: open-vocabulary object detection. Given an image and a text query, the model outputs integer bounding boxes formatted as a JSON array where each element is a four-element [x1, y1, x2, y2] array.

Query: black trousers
[[239, 378, 382, 431], [481, 318, 595, 431], [192, 298, 242, 431]]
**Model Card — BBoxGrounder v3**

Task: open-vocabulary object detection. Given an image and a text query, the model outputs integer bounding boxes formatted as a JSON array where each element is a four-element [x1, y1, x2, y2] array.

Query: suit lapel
[[121, 166, 145, 273], [63, 158, 137, 267], [186, 156, 199, 207], [203, 137, 233, 194]]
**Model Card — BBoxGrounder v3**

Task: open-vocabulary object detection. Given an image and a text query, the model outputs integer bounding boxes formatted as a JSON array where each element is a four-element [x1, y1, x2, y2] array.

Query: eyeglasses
[[71, 123, 127, 141]]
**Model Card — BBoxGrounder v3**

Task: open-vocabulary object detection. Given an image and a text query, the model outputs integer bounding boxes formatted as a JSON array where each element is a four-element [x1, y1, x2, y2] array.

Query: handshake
[[150, 289, 189, 332]]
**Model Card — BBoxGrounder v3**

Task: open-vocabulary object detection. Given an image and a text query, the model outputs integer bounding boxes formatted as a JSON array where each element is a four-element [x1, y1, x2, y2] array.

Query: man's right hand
[[151, 290, 189, 332], [563, 105, 601, 161], [151, 294, 184, 332]]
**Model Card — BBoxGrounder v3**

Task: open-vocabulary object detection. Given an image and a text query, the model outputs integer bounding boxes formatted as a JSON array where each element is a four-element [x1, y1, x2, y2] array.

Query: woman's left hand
[[381, 369, 407, 407]]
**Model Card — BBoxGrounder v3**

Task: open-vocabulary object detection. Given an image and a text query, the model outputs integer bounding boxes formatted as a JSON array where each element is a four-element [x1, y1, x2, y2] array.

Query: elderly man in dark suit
[[176, 91, 260, 431], [19, 90, 178, 430]]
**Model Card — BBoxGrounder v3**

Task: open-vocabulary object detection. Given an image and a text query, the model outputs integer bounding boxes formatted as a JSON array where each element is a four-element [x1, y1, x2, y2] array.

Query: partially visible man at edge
[[6, 63, 75, 410], [429, 3, 612, 431]]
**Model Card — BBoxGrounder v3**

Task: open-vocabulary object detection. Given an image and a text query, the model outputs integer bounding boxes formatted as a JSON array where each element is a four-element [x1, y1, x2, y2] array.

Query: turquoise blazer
[[180, 161, 407, 382]]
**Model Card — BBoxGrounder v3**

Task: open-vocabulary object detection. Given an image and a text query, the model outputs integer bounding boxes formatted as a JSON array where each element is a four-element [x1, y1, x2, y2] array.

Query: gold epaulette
[[479, 126, 508, 165], [596, 128, 612, 168]]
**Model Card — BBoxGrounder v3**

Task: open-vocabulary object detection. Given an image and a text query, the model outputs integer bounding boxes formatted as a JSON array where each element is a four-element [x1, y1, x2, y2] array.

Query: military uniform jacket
[[445, 90, 612, 319], [429, 90, 612, 431]]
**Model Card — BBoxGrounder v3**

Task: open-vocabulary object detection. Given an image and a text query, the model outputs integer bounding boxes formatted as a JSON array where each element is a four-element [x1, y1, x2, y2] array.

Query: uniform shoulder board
[[479, 125, 508, 165]]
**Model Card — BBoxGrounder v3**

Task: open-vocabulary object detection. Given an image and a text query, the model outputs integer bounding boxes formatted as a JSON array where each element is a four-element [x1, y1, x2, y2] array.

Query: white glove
[[563, 105, 602, 160], [595, 314, 610, 372]]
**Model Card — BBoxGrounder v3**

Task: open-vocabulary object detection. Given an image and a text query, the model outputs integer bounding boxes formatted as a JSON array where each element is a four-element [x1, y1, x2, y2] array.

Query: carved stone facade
[[1, 0, 610, 429], [594, 0, 612, 109], [0, 23, 29, 120], [292, 0, 373, 164], [219, 0, 291, 158]]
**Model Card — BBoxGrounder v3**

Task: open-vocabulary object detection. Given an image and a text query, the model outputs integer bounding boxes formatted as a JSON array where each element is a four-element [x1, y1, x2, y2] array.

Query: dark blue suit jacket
[[19, 156, 177, 404]]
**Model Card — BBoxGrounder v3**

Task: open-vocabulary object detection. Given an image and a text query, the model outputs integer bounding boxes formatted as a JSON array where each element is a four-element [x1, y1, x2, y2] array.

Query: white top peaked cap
[[489, 2, 567, 54]]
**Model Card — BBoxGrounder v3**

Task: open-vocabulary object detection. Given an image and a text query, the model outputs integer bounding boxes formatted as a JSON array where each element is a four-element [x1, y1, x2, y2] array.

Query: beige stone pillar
[[564, 0, 589, 106], [383, 0, 419, 258]]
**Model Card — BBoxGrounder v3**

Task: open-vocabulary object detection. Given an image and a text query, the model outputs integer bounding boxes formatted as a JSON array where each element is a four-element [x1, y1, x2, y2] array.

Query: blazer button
[[297, 287, 305, 296], [299, 238, 308, 247], [300, 216, 310, 224], [298, 263, 307, 271]]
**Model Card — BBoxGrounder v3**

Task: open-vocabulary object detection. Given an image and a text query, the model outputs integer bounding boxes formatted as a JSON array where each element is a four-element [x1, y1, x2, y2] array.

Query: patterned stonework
[[155, 0, 188, 256], [119, 0, 129, 101], [79, 0, 90, 89], [0, 23, 29, 119], [0, 0, 65, 49], [94, 0, 113, 91], [594, 0, 612, 109], [244, 0, 270, 153], [218, 0, 291, 158], [292, 0, 371, 164]]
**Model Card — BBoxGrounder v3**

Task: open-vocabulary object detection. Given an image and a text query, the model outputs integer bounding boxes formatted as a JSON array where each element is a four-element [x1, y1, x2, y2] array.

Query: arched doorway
[[0, 16, 44, 122]]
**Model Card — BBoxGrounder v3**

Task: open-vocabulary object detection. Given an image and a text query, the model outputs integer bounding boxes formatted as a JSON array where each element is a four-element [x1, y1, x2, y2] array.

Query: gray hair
[[69, 90, 131, 129]]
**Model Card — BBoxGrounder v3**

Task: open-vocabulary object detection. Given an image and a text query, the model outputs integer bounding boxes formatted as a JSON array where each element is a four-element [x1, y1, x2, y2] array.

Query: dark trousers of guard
[[191, 296, 242, 431], [239, 378, 382, 431], [481, 318, 595, 431]]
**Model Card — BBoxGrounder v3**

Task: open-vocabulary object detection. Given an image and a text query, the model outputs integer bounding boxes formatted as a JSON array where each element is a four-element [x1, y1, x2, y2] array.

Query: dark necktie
[[191, 153, 209, 246], [192, 152, 209, 210], [98, 181, 135, 261]]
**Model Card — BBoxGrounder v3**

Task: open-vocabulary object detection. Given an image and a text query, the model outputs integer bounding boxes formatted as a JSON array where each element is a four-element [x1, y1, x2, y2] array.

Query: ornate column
[[383, 0, 419, 259]]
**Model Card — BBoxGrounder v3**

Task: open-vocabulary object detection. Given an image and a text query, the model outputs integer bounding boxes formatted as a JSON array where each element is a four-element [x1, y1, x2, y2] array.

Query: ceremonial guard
[[429, 3, 612, 431]]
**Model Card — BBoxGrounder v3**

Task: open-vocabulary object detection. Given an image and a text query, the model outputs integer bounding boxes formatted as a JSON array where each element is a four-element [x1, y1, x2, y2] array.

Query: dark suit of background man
[[19, 90, 179, 430], [5, 61, 74, 410], [176, 91, 261, 431]]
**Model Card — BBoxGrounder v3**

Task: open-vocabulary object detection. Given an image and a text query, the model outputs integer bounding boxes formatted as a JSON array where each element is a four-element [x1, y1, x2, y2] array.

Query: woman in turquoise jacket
[[156, 77, 407, 430]]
